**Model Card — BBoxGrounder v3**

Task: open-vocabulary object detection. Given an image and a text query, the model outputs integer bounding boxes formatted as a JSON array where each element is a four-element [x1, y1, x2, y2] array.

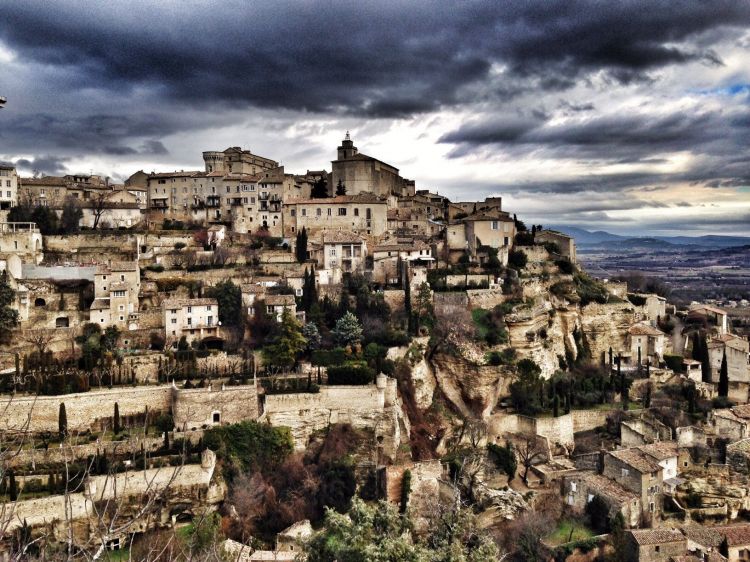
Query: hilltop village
[[0, 135, 749, 561]]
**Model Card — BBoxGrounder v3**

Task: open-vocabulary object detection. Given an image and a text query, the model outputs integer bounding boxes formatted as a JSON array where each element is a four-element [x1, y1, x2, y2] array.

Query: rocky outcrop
[[430, 352, 514, 419], [580, 301, 636, 363]]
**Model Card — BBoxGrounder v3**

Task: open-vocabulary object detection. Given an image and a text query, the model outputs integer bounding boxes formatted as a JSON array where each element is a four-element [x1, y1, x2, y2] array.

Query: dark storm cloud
[[1, 1, 748, 118], [14, 155, 70, 175]]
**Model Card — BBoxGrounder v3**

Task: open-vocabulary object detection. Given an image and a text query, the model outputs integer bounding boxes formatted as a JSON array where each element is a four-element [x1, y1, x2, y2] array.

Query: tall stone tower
[[337, 131, 358, 160]]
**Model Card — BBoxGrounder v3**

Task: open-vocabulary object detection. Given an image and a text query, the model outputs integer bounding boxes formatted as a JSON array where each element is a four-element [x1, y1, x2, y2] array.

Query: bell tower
[[337, 131, 358, 160]]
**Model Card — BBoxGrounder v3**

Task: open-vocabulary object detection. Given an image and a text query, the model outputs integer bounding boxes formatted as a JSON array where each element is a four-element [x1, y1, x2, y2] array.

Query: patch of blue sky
[[689, 83, 750, 96]]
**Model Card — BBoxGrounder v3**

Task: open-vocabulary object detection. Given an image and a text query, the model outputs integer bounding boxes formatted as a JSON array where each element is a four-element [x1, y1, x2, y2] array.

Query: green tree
[[295, 226, 308, 263], [8, 470, 18, 501], [487, 442, 517, 482], [263, 309, 307, 370], [700, 336, 712, 383], [206, 280, 242, 328], [332, 311, 363, 348], [510, 359, 544, 415], [0, 270, 19, 343], [335, 178, 346, 196], [113, 402, 121, 435], [508, 249, 527, 269], [718, 349, 729, 398], [413, 282, 434, 331], [302, 322, 321, 352], [60, 196, 83, 234], [311, 177, 329, 198], [58, 402, 67, 439]]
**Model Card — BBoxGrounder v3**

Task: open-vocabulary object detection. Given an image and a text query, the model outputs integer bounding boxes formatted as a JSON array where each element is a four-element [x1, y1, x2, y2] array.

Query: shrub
[[203, 421, 293, 475], [544, 242, 561, 255], [400, 469, 411, 513], [508, 249, 528, 269], [554, 258, 574, 274], [664, 354, 684, 373], [487, 442, 517, 481], [311, 348, 348, 367], [327, 364, 375, 385]]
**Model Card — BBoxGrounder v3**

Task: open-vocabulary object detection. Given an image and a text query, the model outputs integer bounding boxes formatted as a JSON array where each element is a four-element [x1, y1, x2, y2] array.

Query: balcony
[[149, 199, 168, 209], [206, 196, 221, 208], [230, 198, 243, 207]]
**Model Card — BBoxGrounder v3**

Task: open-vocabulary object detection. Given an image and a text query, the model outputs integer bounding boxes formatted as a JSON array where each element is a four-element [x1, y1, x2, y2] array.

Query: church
[[330, 133, 415, 198]]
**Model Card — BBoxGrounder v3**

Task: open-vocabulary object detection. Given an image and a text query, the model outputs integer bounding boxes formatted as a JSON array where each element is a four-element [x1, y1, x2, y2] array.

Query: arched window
[[34, 297, 46, 307]]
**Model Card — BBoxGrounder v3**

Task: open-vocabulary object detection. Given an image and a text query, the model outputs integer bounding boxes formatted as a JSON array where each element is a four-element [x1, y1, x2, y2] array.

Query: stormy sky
[[1, 0, 749, 236]]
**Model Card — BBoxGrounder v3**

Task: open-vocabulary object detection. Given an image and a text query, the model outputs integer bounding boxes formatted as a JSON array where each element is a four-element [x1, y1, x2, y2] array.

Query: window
[[301, 209, 307, 217], [187, 317, 192, 325], [491, 221, 499, 230], [207, 316, 213, 326], [118, 305, 124, 311], [317, 208, 322, 216], [171, 318, 177, 324], [207, 305, 212, 311], [113, 290, 126, 297], [330, 248, 336, 256], [354, 208, 359, 217], [327, 208, 332, 216], [338, 208, 347, 216], [212, 412, 221, 423], [187, 306, 192, 313], [654, 546, 660, 553], [621, 468, 629, 477], [120, 275, 125, 281], [291, 209, 296, 217], [570, 482, 577, 492]]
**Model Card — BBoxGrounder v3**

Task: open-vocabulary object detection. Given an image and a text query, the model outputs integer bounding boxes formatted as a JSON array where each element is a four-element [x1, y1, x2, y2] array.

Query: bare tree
[[88, 189, 113, 230], [514, 434, 547, 484], [20, 328, 56, 356]]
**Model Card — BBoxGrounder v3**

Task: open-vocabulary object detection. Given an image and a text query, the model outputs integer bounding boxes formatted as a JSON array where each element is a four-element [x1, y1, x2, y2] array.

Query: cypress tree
[[58, 402, 67, 439], [113, 402, 121, 435], [701, 336, 712, 383], [691, 332, 701, 360], [8, 470, 18, 501], [295, 227, 308, 263], [553, 393, 560, 417], [718, 349, 729, 398]]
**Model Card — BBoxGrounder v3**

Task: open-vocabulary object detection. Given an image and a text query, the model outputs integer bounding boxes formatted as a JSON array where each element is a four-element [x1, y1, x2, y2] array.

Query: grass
[[471, 308, 490, 339], [546, 519, 595, 546]]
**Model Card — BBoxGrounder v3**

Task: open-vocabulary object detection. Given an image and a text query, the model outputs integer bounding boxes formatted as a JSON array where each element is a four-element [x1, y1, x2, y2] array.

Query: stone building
[[446, 211, 515, 263], [284, 193, 388, 238], [90, 262, 141, 329], [311, 230, 367, 285], [0, 163, 18, 210], [563, 471, 641, 527], [689, 304, 729, 335], [265, 294, 298, 322], [626, 322, 666, 365], [603, 444, 674, 521], [329, 133, 414, 198], [624, 529, 686, 562], [0, 222, 43, 264], [708, 334, 750, 385], [535, 229, 577, 263], [163, 297, 220, 346], [369, 240, 433, 285]]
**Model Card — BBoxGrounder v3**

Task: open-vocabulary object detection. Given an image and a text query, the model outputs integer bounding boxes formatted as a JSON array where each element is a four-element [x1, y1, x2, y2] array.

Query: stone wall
[[0, 385, 173, 433], [466, 288, 507, 309], [433, 292, 468, 318], [383, 289, 405, 312], [445, 274, 494, 287], [173, 384, 259, 430], [43, 233, 140, 261], [489, 409, 611, 449]]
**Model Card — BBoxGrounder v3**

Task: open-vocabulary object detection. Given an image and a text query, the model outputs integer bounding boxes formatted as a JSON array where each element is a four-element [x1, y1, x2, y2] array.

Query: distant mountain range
[[547, 225, 750, 249]]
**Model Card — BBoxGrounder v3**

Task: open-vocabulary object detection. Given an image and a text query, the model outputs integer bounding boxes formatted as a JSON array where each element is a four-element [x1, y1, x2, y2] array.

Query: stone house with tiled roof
[[282, 192, 388, 239], [625, 529, 686, 562], [90, 261, 140, 329], [563, 471, 642, 527], [163, 297, 220, 347]]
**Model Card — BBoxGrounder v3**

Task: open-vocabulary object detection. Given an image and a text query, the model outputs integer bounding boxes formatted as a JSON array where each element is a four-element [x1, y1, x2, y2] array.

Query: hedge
[[664, 354, 684, 373], [311, 348, 348, 367], [327, 364, 375, 385]]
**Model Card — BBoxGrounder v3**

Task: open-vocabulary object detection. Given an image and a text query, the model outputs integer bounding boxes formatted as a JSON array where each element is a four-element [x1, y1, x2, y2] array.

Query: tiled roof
[[638, 441, 679, 461], [265, 294, 295, 306], [628, 322, 665, 336], [569, 472, 638, 503], [96, 261, 138, 274], [628, 528, 684, 545], [90, 298, 110, 310], [680, 525, 723, 548], [731, 404, 750, 420], [609, 448, 661, 473], [320, 230, 365, 244], [162, 298, 218, 309], [717, 523, 750, 547]]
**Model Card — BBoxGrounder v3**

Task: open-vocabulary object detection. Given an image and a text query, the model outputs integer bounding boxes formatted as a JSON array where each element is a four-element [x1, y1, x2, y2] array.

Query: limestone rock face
[[410, 356, 437, 410], [580, 301, 635, 363], [473, 483, 530, 527], [430, 352, 514, 419]]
